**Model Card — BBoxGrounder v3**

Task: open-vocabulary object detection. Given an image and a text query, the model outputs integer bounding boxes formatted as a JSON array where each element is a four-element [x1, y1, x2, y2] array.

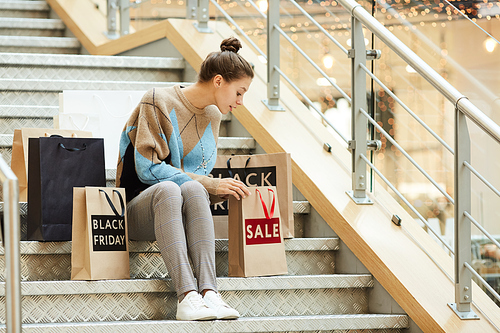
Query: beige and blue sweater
[[116, 85, 221, 202]]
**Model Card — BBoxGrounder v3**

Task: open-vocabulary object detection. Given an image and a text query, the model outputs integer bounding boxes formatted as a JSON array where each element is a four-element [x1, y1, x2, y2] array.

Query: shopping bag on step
[[228, 186, 287, 277], [27, 136, 106, 241], [71, 187, 130, 280], [11, 128, 92, 201], [209, 153, 293, 239]]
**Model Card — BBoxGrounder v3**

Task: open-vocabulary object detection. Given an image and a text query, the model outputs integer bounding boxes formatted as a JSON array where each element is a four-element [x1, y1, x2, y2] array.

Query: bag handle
[[99, 189, 125, 217], [59, 143, 87, 151], [46, 133, 78, 138], [226, 156, 251, 178], [255, 188, 275, 220], [49, 135, 87, 151]]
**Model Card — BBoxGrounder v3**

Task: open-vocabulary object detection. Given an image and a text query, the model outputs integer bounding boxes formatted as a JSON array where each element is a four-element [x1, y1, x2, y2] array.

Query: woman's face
[[214, 75, 252, 114]]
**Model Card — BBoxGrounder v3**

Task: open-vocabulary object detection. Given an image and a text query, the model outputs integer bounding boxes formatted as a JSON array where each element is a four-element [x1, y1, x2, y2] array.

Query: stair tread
[[0, 78, 178, 91], [0, 274, 373, 296], [0, 134, 255, 148], [0, 105, 58, 117], [0, 237, 336, 255], [0, 52, 185, 69], [0, 35, 80, 47], [9, 314, 409, 331], [0, 1, 48, 11], [0, 17, 64, 29]]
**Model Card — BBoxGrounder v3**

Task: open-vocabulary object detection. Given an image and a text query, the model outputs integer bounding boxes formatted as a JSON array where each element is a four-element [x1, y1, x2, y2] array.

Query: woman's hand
[[217, 178, 251, 200]]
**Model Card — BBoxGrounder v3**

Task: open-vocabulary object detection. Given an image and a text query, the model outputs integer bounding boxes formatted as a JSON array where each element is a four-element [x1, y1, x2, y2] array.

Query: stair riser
[[0, 117, 53, 134], [0, 46, 79, 54], [0, 11, 48, 19], [0, 288, 368, 324], [0, 243, 322, 281], [1, 66, 183, 83], [0, 28, 64, 37]]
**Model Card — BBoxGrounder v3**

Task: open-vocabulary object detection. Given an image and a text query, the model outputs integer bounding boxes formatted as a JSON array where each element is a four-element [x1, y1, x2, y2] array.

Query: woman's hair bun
[[220, 37, 242, 53]]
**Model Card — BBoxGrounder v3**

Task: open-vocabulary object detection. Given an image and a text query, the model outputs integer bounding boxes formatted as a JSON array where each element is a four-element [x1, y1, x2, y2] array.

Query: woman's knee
[[150, 181, 182, 207], [180, 181, 209, 202]]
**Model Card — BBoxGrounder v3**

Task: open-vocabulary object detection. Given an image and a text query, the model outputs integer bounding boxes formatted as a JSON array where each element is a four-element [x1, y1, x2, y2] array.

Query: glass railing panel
[[211, 0, 354, 143], [372, 0, 500, 130], [129, 0, 187, 31]]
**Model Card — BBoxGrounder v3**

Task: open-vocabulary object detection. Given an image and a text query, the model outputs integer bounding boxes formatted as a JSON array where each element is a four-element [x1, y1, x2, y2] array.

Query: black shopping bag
[[27, 136, 106, 241]]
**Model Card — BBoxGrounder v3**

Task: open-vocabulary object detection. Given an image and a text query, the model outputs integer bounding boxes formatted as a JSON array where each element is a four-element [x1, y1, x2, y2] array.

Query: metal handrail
[[339, 0, 500, 145], [0, 156, 21, 332]]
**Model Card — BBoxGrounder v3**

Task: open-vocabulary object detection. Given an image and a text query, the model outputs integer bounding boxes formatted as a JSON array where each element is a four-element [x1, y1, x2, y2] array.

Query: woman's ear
[[213, 74, 223, 89]]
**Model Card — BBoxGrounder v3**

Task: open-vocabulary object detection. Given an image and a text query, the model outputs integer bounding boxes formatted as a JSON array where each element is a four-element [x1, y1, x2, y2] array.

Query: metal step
[[0, 78, 179, 92], [0, 274, 378, 324], [0, 52, 184, 83], [0, 315, 409, 332], [0, 35, 80, 53], [0, 229, 322, 281], [0, 1, 49, 19], [0, 134, 256, 167], [0, 17, 65, 36]]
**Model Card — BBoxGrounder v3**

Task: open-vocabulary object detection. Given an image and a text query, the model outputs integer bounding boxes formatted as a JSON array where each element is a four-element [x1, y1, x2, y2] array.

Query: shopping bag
[[71, 187, 130, 280], [209, 153, 293, 239], [228, 186, 287, 277], [27, 136, 106, 241], [56, 90, 144, 169], [11, 128, 92, 201]]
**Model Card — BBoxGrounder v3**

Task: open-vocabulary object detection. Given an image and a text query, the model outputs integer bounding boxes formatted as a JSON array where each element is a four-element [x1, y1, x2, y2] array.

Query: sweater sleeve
[[132, 91, 193, 187]]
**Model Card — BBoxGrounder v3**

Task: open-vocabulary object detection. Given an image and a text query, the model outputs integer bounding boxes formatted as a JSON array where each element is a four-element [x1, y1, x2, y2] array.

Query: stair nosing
[[5, 314, 410, 331], [0, 274, 374, 296], [0, 17, 64, 29], [0, 78, 180, 92], [0, 1, 49, 11], [0, 35, 80, 48], [0, 52, 185, 69], [0, 237, 336, 255]]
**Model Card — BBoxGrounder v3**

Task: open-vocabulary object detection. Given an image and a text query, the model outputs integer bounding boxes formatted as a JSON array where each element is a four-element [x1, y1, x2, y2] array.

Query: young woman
[[116, 37, 254, 321]]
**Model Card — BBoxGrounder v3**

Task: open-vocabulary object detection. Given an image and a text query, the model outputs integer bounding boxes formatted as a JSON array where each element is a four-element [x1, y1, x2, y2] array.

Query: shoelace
[[189, 293, 209, 309], [208, 292, 229, 308]]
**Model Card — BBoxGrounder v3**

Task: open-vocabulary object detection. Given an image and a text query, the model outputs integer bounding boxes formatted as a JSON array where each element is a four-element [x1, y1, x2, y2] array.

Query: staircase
[[0, 1, 412, 331]]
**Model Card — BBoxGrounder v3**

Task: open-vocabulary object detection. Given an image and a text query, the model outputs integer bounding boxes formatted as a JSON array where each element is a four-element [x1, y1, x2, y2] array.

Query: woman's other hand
[[217, 178, 251, 200]]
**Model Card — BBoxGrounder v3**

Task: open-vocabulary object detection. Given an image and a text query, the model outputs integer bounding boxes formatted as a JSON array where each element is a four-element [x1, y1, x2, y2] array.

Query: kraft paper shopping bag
[[71, 187, 130, 280], [210, 153, 293, 238], [228, 186, 287, 277]]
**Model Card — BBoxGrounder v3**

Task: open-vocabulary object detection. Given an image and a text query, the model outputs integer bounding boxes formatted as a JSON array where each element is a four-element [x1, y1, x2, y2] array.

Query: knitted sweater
[[116, 85, 221, 202]]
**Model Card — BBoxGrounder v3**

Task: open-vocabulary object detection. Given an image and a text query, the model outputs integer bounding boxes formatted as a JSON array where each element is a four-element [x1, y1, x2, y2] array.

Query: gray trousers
[[126, 180, 217, 298]]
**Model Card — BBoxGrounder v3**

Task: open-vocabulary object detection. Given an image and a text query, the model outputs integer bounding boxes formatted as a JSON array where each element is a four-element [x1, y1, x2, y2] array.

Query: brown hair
[[198, 37, 254, 83]]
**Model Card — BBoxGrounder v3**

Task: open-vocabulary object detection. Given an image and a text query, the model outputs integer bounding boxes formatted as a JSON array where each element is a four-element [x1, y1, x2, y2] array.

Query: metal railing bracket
[[346, 191, 374, 205], [448, 303, 479, 320]]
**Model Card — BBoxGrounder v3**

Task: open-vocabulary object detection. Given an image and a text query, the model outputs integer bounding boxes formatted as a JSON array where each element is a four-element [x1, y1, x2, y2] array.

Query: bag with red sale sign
[[228, 186, 287, 277]]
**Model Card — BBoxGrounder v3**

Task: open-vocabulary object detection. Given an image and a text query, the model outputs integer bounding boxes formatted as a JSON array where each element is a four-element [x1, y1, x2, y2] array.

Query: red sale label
[[245, 217, 281, 245]]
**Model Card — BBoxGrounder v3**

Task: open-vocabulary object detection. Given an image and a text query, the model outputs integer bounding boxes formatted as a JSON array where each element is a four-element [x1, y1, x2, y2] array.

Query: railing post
[[0, 157, 21, 333], [448, 103, 478, 320], [119, 0, 130, 36], [105, 0, 120, 39], [194, 0, 212, 33], [186, 0, 197, 19], [262, 0, 284, 111], [347, 15, 372, 204]]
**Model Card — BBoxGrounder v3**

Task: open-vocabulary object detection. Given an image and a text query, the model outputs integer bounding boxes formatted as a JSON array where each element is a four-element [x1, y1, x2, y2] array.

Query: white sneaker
[[176, 291, 217, 321], [203, 290, 240, 320]]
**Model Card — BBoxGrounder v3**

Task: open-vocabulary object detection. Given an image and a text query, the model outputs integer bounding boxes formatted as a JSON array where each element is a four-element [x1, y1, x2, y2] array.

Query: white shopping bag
[[56, 90, 146, 169]]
